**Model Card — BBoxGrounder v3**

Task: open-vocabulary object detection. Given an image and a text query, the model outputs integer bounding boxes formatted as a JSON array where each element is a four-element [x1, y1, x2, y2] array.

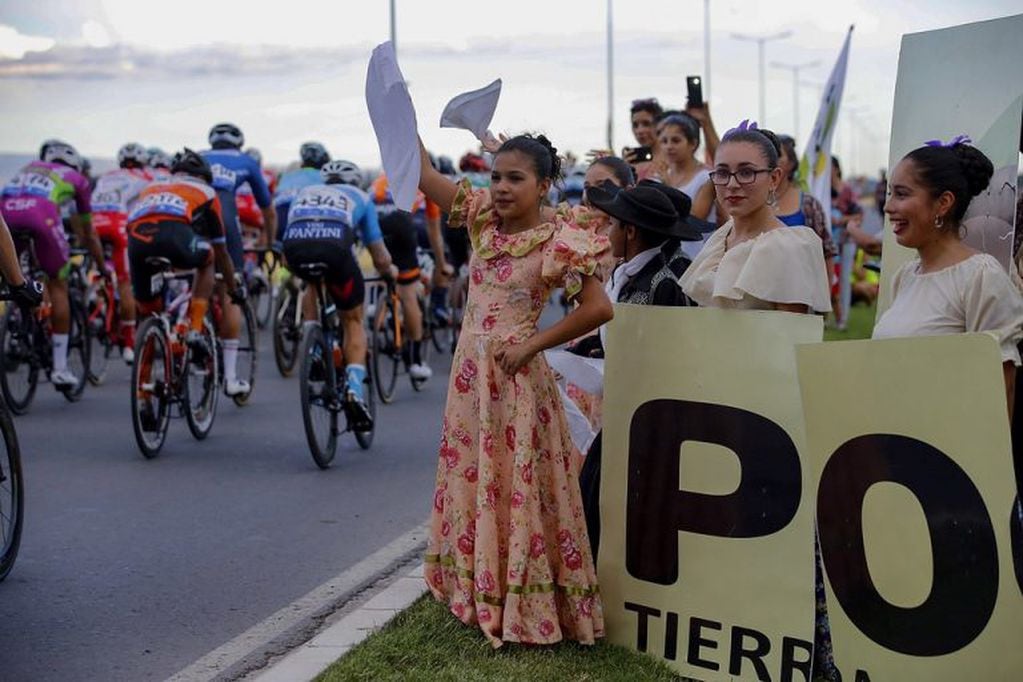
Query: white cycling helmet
[[147, 147, 172, 169], [320, 159, 362, 186], [117, 142, 149, 168], [208, 122, 244, 149], [43, 142, 84, 172]]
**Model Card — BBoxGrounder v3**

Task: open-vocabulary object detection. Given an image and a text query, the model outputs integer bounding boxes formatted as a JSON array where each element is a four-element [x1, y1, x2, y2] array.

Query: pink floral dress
[[424, 179, 609, 647]]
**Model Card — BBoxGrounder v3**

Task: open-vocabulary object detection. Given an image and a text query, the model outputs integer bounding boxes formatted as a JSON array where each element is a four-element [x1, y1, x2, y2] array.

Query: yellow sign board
[[600, 305, 823, 681]]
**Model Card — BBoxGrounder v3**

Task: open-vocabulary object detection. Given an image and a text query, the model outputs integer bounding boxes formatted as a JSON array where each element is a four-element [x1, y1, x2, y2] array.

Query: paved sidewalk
[[247, 564, 428, 682]]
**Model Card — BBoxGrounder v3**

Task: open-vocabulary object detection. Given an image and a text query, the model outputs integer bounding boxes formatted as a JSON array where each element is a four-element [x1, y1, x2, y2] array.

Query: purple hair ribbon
[[725, 119, 759, 136], [924, 134, 972, 148]]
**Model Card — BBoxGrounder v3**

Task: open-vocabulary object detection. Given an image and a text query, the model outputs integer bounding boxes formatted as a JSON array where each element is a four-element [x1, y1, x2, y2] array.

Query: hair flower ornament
[[725, 119, 759, 136], [924, 134, 973, 148]]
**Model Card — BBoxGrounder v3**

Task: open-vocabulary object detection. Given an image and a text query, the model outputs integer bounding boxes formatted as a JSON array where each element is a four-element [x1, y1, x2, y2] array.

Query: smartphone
[[686, 75, 704, 109], [622, 146, 654, 163]]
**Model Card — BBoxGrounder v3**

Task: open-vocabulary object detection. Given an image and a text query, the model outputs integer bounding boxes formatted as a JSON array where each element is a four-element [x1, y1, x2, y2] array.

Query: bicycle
[[83, 242, 124, 385], [241, 242, 275, 330], [272, 270, 303, 377], [129, 257, 220, 458], [297, 263, 377, 469], [370, 275, 434, 404], [0, 244, 90, 414], [210, 272, 257, 406], [0, 286, 29, 581]]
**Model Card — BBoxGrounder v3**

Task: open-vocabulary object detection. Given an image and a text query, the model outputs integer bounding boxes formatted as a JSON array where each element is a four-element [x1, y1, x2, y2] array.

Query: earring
[[767, 189, 778, 207], [934, 214, 944, 229]]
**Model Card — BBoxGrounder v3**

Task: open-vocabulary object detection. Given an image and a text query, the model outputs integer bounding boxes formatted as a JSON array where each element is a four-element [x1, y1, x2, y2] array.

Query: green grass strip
[[316, 595, 681, 681]]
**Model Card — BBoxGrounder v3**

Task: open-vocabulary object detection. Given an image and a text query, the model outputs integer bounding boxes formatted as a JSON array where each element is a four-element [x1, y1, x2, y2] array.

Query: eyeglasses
[[710, 167, 772, 186]]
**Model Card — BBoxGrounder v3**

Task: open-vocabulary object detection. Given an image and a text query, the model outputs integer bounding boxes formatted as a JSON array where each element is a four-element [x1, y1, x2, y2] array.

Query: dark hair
[[590, 156, 635, 188], [630, 98, 663, 119], [831, 155, 842, 174], [658, 113, 701, 147], [904, 143, 994, 224], [719, 126, 781, 168], [497, 134, 561, 181], [777, 134, 798, 180]]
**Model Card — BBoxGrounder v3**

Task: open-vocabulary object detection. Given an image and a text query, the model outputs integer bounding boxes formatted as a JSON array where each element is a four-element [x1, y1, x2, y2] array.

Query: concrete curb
[[246, 563, 428, 681], [165, 522, 429, 682]]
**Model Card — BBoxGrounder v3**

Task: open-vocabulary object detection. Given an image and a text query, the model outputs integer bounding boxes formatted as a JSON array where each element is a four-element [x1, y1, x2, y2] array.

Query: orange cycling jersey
[[128, 177, 226, 242], [371, 174, 440, 220]]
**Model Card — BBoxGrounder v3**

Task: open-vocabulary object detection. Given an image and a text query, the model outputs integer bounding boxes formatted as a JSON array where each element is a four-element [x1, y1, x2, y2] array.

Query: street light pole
[[390, 0, 397, 52], [770, 59, 819, 140], [703, 0, 711, 102], [607, 0, 614, 151], [731, 30, 792, 126]]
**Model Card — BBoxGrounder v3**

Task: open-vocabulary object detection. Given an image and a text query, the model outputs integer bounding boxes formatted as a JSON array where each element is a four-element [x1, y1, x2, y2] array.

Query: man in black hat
[[571, 179, 715, 557]]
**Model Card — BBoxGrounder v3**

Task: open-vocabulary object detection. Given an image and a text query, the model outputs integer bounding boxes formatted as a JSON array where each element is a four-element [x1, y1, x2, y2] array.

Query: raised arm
[[418, 137, 459, 212]]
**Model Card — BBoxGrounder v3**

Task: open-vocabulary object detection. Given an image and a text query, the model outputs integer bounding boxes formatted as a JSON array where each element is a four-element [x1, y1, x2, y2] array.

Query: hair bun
[[535, 134, 562, 180], [756, 128, 783, 158], [952, 143, 994, 197]]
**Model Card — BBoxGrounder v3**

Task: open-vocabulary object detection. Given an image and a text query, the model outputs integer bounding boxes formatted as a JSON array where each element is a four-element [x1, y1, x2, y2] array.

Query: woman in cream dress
[[680, 122, 831, 313], [873, 139, 1023, 416]]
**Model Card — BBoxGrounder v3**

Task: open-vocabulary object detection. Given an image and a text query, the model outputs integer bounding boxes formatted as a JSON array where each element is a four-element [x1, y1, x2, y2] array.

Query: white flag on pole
[[799, 25, 853, 229]]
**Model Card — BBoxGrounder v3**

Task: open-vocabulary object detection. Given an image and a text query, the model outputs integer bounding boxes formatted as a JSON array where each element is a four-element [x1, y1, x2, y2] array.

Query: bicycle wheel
[[131, 317, 171, 458], [354, 356, 377, 450], [184, 319, 219, 440], [61, 295, 90, 402], [300, 324, 338, 468], [0, 306, 39, 415], [372, 303, 399, 404], [232, 302, 258, 406], [272, 287, 301, 377], [252, 271, 274, 329], [0, 402, 23, 581], [86, 283, 112, 386]]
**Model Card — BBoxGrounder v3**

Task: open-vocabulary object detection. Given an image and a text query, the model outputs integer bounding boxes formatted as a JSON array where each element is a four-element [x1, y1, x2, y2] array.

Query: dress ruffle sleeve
[[964, 254, 1023, 365], [541, 222, 612, 300], [448, 177, 496, 251], [720, 227, 832, 312]]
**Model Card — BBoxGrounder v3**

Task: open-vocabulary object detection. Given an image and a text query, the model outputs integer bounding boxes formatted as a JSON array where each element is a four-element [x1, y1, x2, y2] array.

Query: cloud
[[0, 24, 56, 59]]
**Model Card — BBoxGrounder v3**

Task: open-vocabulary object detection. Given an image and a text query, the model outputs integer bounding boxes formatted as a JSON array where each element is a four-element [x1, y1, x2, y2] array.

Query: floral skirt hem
[[425, 555, 605, 647]]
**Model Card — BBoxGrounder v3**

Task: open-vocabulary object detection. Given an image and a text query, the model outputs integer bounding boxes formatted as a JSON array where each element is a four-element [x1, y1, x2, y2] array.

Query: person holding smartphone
[[621, 98, 663, 181]]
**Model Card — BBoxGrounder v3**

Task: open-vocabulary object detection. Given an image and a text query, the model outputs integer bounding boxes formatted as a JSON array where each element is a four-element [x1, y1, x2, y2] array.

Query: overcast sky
[[1, 1, 1020, 175]]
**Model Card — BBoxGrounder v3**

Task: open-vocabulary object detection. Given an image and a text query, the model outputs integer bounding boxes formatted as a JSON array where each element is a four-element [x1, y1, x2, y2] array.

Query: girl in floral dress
[[417, 134, 613, 647]]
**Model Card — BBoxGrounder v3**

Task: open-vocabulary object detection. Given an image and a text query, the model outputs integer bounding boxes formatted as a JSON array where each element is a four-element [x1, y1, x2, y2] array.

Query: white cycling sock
[[224, 339, 239, 384], [52, 333, 69, 373]]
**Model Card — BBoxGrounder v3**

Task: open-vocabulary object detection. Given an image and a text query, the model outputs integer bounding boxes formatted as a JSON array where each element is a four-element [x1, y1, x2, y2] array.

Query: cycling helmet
[[437, 155, 456, 176], [147, 147, 172, 169], [39, 138, 69, 161], [459, 152, 488, 173], [299, 142, 330, 170], [208, 122, 244, 149], [43, 142, 84, 172], [117, 142, 149, 168], [171, 147, 213, 184], [320, 159, 362, 186]]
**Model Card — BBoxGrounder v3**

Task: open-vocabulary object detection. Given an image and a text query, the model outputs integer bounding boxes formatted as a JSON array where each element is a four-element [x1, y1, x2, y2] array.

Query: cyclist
[[201, 123, 275, 396], [282, 159, 394, 428], [236, 148, 272, 247], [91, 142, 153, 362], [147, 147, 174, 182], [1, 141, 108, 390], [0, 213, 44, 309], [272, 142, 330, 250], [371, 169, 450, 381], [127, 149, 242, 352]]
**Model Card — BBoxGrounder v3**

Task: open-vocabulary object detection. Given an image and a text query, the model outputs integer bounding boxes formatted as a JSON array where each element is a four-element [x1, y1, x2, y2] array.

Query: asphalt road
[[0, 320, 452, 681]]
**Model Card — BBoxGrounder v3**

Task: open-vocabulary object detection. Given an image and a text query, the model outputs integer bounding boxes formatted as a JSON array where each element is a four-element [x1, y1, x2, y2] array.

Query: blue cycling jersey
[[199, 148, 272, 214], [273, 167, 321, 210], [286, 183, 382, 246]]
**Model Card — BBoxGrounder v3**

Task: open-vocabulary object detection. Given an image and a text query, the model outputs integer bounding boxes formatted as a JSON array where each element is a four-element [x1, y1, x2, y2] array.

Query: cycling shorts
[[128, 220, 212, 302], [443, 222, 469, 270], [93, 211, 130, 282], [283, 238, 365, 311], [1, 196, 69, 278], [380, 211, 420, 285], [216, 191, 244, 270]]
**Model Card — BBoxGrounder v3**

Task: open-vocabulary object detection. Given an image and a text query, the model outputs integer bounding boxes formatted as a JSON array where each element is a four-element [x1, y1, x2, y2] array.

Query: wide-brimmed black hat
[[637, 179, 717, 238], [586, 183, 685, 238]]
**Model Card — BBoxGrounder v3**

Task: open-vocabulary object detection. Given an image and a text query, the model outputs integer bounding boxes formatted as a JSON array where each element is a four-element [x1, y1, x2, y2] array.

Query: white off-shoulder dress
[[873, 253, 1023, 365], [679, 221, 832, 312]]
